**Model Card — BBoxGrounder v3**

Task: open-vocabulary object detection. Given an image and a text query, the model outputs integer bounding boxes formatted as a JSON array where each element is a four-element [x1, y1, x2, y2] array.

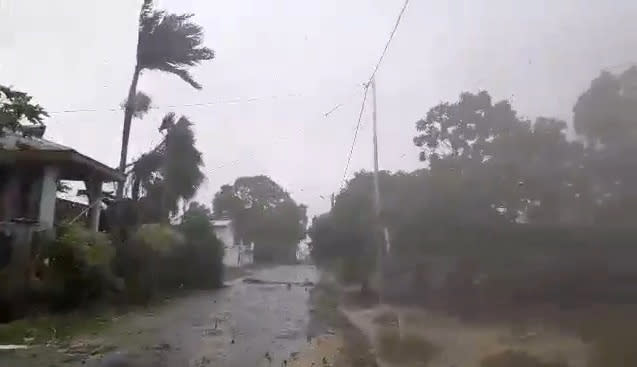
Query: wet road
[[218, 265, 319, 366], [109, 264, 320, 367], [0, 265, 320, 367]]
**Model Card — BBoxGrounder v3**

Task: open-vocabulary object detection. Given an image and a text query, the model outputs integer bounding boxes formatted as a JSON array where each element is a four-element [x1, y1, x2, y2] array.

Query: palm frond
[[140, 0, 154, 22], [156, 64, 202, 89], [137, 12, 214, 89], [163, 116, 204, 201], [132, 147, 164, 187], [159, 111, 176, 132]]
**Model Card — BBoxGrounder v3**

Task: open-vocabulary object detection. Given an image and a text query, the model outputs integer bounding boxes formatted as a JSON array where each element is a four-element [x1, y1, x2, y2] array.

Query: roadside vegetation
[[309, 66, 637, 366], [0, 0, 227, 335], [309, 278, 378, 367], [376, 327, 438, 366]]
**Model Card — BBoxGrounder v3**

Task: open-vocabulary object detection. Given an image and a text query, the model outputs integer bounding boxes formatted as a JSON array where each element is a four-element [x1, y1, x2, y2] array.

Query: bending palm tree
[[131, 113, 204, 222], [118, 0, 214, 198]]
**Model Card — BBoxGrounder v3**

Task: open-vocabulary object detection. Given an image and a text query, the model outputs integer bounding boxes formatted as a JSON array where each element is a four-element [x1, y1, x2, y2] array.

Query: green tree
[[573, 66, 637, 224], [213, 176, 306, 263], [177, 202, 224, 288], [117, 0, 214, 198], [413, 91, 587, 224], [0, 85, 48, 135]]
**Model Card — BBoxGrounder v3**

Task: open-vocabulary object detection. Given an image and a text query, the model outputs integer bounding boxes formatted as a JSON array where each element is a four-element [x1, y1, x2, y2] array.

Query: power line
[[338, 0, 410, 191], [47, 93, 303, 115], [367, 0, 410, 85], [340, 85, 369, 190]]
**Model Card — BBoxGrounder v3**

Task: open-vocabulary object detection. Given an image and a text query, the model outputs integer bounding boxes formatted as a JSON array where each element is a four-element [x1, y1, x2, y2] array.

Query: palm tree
[[117, 0, 214, 198], [131, 112, 204, 222]]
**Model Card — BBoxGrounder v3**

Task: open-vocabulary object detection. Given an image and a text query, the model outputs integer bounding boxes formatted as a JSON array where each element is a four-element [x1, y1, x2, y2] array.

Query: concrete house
[[0, 130, 123, 303], [0, 131, 124, 232], [211, 218, 253, 267]]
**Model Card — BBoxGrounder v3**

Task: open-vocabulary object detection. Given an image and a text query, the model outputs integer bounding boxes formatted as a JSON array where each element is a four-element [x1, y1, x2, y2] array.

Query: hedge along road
[[0, 264, 320, 367]]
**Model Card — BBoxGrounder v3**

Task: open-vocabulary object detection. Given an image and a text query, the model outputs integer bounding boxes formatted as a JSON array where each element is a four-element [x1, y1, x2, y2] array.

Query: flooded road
[[1, 265, 321, 367]]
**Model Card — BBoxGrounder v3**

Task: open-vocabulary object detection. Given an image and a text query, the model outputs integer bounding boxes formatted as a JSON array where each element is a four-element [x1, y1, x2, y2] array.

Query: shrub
[[43, 224, 118, 310], [480, 350, 569, 367], [177, 205, 224, 289], [114, 214, 223, 303], [132, 223, 184, 255], [114, 224, 183, 303]]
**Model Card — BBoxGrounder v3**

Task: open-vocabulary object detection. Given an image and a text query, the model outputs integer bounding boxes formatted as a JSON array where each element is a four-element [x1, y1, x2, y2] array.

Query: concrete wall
[[213, 221, 254, 267], [213, 225, 234, 248]]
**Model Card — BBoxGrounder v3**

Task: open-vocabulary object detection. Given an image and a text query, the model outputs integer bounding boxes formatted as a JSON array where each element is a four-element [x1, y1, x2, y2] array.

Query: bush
[[177, 206, 224, 289], [133, 223, 184, 255], [114, 211, 224, 303], [43, 224, 118, 310], [114, 224, 183, 303], [480, 350, 569, 367]]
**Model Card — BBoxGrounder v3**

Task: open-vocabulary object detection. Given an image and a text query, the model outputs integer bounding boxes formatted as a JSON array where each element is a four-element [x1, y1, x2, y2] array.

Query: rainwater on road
[[0, 265, 320, 367]]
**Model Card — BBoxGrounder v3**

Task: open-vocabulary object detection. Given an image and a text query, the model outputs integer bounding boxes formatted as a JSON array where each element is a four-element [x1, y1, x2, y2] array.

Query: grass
[[577, 310, 637, 367], [373, 310, 399, 327], [0, 312, 114, 345], [310, 280, 343, 327], [480, 350, 569, 367], [376, 327, 438, 366], [310, 277, 378, 367]]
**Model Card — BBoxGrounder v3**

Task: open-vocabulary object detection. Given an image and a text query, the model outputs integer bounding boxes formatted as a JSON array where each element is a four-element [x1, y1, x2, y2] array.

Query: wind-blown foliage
[[131, 113, 204, 222], [117, 0, 214, 197], [137, 3, 215, 89]]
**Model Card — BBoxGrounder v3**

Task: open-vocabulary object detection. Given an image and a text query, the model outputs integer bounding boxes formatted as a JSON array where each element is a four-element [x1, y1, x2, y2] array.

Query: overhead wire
[[338, 0, 410, 192], [47, 93, 303, 115], [339, 85, 369, 190]]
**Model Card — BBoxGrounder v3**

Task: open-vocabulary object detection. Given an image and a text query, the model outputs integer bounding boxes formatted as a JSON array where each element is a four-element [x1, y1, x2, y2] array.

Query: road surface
[[1, 264, 321, 367]]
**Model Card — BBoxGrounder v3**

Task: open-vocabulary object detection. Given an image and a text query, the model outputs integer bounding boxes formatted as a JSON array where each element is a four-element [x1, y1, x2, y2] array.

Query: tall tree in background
[[213, 176, 307, 263], [573, 66, 637, 224], [413, 91, 586, 224], [117, 0, 214, 198]]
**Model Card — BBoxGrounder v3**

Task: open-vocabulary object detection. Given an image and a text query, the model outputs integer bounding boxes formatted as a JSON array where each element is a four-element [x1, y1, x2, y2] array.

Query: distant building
[[210, 218, 253, 267]]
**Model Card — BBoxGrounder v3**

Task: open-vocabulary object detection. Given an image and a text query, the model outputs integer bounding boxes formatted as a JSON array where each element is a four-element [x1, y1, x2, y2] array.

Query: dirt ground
[[343, 305, 589, 367]]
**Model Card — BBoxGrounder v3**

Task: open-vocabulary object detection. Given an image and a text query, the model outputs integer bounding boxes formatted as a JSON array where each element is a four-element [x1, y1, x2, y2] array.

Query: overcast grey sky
[[2, 0, 637, 218]]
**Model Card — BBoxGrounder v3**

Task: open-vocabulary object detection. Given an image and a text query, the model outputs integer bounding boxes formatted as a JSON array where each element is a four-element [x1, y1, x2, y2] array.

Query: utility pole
[[371, 77, 391, 304]]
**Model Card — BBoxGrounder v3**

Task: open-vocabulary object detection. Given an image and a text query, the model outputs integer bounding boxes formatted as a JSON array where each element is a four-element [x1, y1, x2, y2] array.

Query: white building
[[211, 218, 253, 267]]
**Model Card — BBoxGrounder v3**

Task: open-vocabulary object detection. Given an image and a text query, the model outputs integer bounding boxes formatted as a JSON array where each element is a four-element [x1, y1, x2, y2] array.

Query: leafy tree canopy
[[213, 176, 307, 262], [0, 85, 48, 134]]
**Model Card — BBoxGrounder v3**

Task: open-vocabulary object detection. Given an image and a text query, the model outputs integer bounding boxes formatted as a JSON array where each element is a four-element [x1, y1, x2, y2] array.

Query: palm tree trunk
[[116, 65, 142, 199]]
